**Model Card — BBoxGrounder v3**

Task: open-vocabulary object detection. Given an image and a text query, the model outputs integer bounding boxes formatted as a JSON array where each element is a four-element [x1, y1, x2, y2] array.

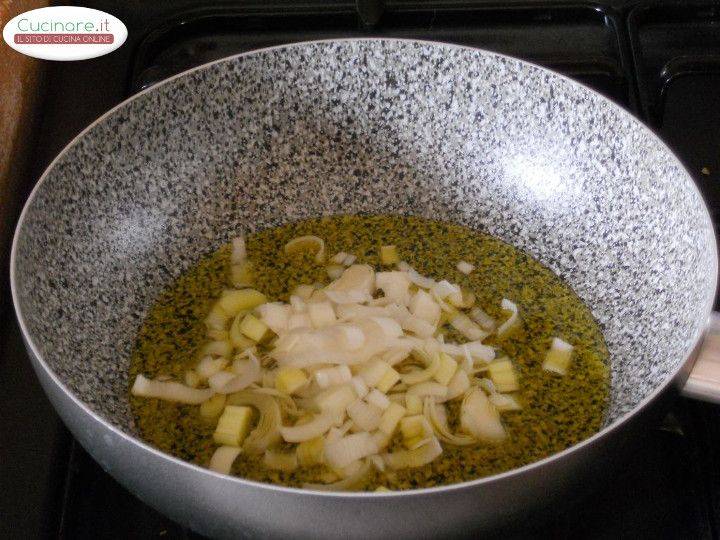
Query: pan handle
[[681, 312, 720, 403]]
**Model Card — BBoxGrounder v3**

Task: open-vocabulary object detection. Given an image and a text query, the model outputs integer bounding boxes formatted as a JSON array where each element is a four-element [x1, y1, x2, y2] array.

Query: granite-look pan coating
[[10, 39, 717, 537]]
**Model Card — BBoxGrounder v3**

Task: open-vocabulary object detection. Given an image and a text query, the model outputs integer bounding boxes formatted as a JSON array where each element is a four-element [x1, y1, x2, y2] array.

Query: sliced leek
[[543, 337, 574, 375], [284, 235, 326, 264], [132, 236, 553, 490]]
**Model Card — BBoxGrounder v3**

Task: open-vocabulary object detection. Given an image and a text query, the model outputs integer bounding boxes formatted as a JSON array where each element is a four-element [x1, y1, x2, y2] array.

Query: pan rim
[[9, 36, 719, 500]]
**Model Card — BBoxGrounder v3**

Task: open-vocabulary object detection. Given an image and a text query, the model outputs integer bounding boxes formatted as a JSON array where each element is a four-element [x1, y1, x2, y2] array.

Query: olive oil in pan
[[130, 215, 609, 490]]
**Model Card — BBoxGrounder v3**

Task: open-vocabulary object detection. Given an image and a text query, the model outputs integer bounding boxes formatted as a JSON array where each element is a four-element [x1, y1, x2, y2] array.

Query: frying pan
[[10, 39, 720, 538]]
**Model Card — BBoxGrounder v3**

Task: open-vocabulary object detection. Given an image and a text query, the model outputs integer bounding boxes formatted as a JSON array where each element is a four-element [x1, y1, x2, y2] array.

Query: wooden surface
[[0, 0, 47, 289]]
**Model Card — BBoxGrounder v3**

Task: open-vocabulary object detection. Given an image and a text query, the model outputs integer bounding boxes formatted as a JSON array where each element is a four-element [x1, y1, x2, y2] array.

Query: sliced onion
[[366, 389, 391, 410], [324, 432, 378, 469], [542, 337, 574, 375], [368, 317, 403, 339], [444, 369, 471, 401], [264, 449, 298, 472], [424, 398, 475, 445], [398, 262, 436, 289], [369, 454, 385, 472], [131, 375, 214, 404], [324, 265, 375, 304], [209, 446, 242, 474], [326, 420, 354, 444], [382, 437, 442, 469], [226, 391, 282, 454], [231, 236, 247, 264], [284, 235, 326, 264], [346, 399, 383, 431], [196, 356, 228, 379], [327, 265, 345, 280], [460, 388, 506, 442], [315, 365, 352, 388], [308, 301, 336, 328], [213, 351, 261, 394], [303, 460, 371, 491], [407, 381, 447, 398], [208, 370, 236, 392], [331, 251, 349, 265], [376, 271, 411, 304], [290, 295, 307, 312], [382, 346, 413, 366], [257, 303, 291, 334], [461, 341, 496, 363], [469, 307, 496, 332], [401, 352, 439, 385], [350, 376, 369, 398], [401, 316, 436, 338], [496, 298, 519, 337], [281, 412, 336, 442], [409, 289, 441, 325], [450, 314, 489, 341], [489, 393, 522, 411], [287, 313, 312, 330], [431, 280, 460, 300]]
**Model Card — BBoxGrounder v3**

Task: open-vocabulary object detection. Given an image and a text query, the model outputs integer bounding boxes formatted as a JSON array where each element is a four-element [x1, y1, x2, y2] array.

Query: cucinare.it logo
[[2, 6, 127, 61]]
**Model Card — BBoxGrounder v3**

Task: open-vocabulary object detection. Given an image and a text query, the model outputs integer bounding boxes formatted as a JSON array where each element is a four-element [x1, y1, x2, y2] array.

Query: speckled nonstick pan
[[10, 39, 720, 538]]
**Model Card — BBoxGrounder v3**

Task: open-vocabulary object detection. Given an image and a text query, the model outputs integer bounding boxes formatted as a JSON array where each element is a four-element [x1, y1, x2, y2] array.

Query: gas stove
[[1, 1, 719, 538]]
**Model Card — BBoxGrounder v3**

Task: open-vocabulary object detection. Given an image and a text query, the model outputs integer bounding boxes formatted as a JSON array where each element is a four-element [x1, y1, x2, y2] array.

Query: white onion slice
[[209, 446, 242, 474], [376, 272, 411, 304], [131, 375, 214, 404], [281, 412, 336, 443], [366, 389, 391, 410], [456, 260, 474, 274], [303, 460, 371, 491], [346, 399, 383, 431], [407, 381, 447, 398], [444, 369, 471, 401], [257, 303, 291, 334], [469, 307, 496, 331], [450, 314, 488, 341], [213, 351, 261, 394], [231, 236, 246, 264], [324, 432, 379, 469], [382, 437, 442, 469], [331, 251, 349, 264], [402, 316, 436, 338], [460, 388, 506, 441], [208, 371, 236, 392], [431, 280, 460, 300], [315, 365, 352, 388], [409, 290, 441, 325], [496, 298, 519, 337]]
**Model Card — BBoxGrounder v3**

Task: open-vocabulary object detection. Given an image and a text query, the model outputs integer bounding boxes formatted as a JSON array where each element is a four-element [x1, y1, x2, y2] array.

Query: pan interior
[[12, 40, 715, 439]]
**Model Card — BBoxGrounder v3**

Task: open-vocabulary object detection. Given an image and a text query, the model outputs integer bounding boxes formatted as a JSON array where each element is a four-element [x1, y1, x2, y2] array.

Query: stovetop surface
[[1, 1, 719, 538]]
